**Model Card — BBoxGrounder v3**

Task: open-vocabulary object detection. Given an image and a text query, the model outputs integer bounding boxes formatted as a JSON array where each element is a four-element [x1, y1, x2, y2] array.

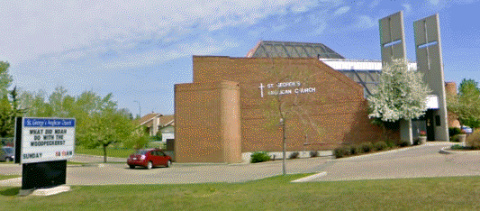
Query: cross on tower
[[259, 83, 265, 98], [417, 20, 439, 71]]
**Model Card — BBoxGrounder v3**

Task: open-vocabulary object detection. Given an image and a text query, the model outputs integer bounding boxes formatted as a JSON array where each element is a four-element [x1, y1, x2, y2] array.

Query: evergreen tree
[[0, 62, 25, 137]]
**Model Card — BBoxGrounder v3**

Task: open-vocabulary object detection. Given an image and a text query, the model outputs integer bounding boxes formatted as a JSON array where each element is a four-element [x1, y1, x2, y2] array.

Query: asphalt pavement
[[305, 142, 480, 181], [1, 142, 479, 186]]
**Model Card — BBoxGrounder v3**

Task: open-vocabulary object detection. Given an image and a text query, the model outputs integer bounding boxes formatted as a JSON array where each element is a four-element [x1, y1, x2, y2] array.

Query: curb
[[337, 142, 455, 161], [337, 145, 419, 161], [74, 154, 126, 161], [0, 177, 21, 187], [439, 146, 452, 154], [440, 146, 480, 155], [291, 172, 327, 183]]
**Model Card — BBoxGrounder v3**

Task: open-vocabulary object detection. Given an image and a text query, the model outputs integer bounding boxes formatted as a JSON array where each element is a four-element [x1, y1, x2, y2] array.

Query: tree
[[0, 97, 12, 137], [19, 87, 139, 162], [0, 62, 12, 97], [447, 79, 480, 128], [262, 59, 322, 175], [124, 125, 150, 149], [0, 61, 12, 137], [19, 90, 52, 117], [81, 108, 136, 163], [368, 59, 430, 144], [0, 62, 26, 137]]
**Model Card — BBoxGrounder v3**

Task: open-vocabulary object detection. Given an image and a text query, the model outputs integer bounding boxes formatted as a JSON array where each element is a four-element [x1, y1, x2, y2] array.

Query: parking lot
[[0, 155, 331, 186], [1, 142, 480, 186]]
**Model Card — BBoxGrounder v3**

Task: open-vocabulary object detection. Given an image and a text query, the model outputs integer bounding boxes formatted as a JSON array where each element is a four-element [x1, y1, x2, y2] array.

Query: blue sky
[[1, 0, 479, 117]]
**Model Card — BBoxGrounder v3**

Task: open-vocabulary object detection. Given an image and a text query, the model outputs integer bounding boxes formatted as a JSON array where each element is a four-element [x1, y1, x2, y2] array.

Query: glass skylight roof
[[246, 41, 345, 59]]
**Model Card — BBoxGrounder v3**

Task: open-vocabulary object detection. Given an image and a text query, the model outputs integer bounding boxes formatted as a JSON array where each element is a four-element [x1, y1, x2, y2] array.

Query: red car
[[127, 149, 172, 169]]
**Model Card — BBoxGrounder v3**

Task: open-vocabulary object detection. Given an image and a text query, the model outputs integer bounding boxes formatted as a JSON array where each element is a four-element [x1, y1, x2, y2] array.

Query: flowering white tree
[[368, 59, 430, 144]]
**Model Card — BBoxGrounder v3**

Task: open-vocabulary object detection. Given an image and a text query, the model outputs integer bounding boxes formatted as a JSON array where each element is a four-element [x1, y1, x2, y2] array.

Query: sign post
[[14, 117, 75, 192]]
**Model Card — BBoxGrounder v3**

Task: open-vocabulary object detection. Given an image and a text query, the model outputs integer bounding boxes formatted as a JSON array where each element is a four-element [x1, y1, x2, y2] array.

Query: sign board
[[259, 81, 316, 98], [17, 117, 75, 164]]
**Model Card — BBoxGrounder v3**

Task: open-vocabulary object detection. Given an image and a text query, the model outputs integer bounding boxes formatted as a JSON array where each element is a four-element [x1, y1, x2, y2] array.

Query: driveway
[[307, 142, 480, 181], [1, 142, 479, 186]]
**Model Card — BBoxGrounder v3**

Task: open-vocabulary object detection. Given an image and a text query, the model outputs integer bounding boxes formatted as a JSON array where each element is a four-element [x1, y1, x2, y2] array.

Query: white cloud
[[369, 0, 381, 8], [0, 0, 321, 67], [402, 3, 412, 13], [354, 15, 376, 29], [428, 0, 441, 5], [272, 24, 288, 32], [457, 0, 480, 3], [0, 0, 344, 115], [334, 6, 351, 16]]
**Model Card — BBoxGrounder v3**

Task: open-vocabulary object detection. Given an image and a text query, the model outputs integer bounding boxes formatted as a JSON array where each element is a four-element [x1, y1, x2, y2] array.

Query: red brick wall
[[174, 81, 242, 162], [190, 56, 384, 152], [445, 82, 460, 128]]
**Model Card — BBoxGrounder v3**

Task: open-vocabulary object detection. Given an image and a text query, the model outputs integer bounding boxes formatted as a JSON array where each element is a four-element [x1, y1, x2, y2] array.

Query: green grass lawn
[[75, 146, 135, 158], [1, 175, 480, 210], [0, 175, 19, 181]]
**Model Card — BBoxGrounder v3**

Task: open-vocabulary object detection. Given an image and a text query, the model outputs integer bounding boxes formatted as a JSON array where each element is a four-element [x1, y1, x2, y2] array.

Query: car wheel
[[166, 160, 172, 168], [129, 165, 135, 169], [147, 161, 153, 169]]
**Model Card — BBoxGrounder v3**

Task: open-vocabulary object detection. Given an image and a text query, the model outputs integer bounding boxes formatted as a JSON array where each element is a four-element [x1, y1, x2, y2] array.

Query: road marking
[[291, 172, 327, 183]]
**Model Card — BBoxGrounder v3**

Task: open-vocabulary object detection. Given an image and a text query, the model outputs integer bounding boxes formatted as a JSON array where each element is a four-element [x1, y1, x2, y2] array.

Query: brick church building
[[174, 41, 390, 163]]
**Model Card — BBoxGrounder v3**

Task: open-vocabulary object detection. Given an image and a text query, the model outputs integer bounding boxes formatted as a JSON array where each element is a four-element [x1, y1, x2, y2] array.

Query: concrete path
[[306, 142, 480, 182]]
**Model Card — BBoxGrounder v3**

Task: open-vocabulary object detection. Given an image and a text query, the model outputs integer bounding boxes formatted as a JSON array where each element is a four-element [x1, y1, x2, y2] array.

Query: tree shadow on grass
[[0, 187, 20, 196]]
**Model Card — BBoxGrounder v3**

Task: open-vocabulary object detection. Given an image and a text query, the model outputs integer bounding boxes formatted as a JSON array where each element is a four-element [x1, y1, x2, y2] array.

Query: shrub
[[449, 127, 462, 137], [334, 147, 345, 158], [385, 140, 396, 148], [450, 134, 461, 142], [451, 144, 464, 150], [348, 145, 356, 155], [334, 146, 351, 158], [289, 152, 299, 159], [413, 138, 420, 146], [250, 151, 271, 163], [346, 146, 354, 156], [361, 142, 374, 153], [399, 140, 409, 147], [309, 151, 318, 157], [374, 141, 388, 151], [352, 145, 363, 155], [466, 130, 480, 150]]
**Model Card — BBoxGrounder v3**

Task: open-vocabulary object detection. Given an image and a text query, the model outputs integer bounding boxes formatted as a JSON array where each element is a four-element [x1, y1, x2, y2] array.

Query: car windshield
[[2, 148, 13, 154]]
